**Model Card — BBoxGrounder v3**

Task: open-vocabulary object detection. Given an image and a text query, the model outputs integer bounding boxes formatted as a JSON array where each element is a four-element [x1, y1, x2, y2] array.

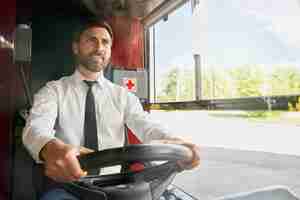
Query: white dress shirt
[[22, 70, 172, 174]]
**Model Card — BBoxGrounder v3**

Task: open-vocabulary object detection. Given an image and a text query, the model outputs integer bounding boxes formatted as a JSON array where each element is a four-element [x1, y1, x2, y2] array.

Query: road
[[173, 146, 300, 200], [151, 110, 300, 156], [150, 110, 300, 199]]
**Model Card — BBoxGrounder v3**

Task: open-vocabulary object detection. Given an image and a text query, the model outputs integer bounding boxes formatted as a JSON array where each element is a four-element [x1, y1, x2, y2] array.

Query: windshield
[[148, 0, 300, 199]]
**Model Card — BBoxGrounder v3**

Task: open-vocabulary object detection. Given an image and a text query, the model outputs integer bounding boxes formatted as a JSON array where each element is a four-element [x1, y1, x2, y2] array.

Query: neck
[[77, 65, 101, 81]]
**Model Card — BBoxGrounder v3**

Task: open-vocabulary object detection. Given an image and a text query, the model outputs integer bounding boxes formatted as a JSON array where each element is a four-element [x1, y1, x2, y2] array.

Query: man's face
[[73, 27, 112, 72]]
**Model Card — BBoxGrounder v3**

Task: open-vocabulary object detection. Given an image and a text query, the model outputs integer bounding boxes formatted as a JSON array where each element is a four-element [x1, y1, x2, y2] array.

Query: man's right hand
[[40, 139, 87, 182]]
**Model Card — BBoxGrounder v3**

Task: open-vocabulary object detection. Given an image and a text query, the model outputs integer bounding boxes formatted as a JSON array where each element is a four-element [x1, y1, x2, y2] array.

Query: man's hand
[[157, 138, 201, 170], [40, 139, 87, 182]]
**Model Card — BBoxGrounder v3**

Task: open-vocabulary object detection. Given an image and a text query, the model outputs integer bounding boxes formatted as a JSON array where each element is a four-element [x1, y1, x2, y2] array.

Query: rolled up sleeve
[[22, 83, 58, 163]]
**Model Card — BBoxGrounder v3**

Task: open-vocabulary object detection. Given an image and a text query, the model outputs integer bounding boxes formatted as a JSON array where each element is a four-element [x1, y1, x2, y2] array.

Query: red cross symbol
[[123, 78, 137, 92], [126, 79, 135, 90]]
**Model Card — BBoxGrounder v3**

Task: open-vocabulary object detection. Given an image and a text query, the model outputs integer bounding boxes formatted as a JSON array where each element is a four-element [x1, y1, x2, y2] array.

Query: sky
[[152, 0, 300, 77]]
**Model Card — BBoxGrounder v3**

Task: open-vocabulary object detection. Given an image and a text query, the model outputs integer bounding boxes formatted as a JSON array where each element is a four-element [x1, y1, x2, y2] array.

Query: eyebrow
[[83, 31, 111, 41]]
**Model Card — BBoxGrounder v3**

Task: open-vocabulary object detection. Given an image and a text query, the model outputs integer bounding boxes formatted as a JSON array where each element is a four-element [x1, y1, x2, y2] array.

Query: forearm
[[22, 83, 59, 162], [39, 138, 64, 161], [22, 125, 56, 163]]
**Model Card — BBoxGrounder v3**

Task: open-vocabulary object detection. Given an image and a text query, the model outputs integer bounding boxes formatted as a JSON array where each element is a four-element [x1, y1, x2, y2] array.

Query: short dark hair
[[73, 19, 113, 42]]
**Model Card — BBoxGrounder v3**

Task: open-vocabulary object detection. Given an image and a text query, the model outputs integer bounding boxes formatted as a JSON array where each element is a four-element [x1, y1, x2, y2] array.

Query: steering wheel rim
[[78, 144, 193, 172], [64, 144, 193, 200]]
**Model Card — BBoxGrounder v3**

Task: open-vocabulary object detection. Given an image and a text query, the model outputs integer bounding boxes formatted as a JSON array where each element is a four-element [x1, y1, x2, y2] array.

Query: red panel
[[110, 16, 144, 70], [126, 128, 145, 172], [0, 50, 14, 200], [0, 1, 16, 37], [0, 1, 16, 199], [127, 128, 142, 144]]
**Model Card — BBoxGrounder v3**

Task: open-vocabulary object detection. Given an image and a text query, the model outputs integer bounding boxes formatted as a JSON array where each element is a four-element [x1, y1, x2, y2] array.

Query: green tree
[[208, 67, 233, 99], [270, 65, 300, 95], [229, 64, 265, 97], [157, 67, 195, 102], [158, 68, 178, 101], [156, 64, 300, 102]]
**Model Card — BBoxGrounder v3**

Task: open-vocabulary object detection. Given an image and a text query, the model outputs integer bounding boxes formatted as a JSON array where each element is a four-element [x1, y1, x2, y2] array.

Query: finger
[[189, 155, 201, 168], [158, 139, 201, 169], [45, 160, 77, 182], [57, 148, 86, 181], [162, 140, 197, 161], [177, 158, 200, 170], [79, 146, 95, 155], [191, 145, 201, 162], [64, 148, 86, 179], [179, 144, 201, 170], [185, 145, 200, 168], [45, 165, 69, 182], [161, 139, 184, 145]]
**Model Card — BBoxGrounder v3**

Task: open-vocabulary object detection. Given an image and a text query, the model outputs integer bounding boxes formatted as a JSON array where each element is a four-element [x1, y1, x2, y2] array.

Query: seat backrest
[[11, 135, 37, 200]]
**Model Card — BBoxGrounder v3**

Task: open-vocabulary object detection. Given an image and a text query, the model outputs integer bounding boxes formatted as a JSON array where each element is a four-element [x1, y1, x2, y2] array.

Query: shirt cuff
[[26, 133, 56, 163]]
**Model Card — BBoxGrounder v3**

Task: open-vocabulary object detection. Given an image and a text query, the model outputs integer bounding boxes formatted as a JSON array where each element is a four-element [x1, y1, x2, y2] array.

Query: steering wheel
[[63, 144, 193, 200]]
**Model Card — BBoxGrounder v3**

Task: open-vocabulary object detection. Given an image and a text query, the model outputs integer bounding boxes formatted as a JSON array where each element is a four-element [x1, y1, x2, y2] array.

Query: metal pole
[[19, 64, 33, 107], [194, 54, 202, 100], [191, 0, 200, 13], [153, 26, 157, 103]]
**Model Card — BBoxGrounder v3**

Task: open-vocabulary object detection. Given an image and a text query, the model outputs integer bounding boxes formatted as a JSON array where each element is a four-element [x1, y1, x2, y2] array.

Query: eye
[[86, 37, 97, 44], [102, 38, 111, 47]]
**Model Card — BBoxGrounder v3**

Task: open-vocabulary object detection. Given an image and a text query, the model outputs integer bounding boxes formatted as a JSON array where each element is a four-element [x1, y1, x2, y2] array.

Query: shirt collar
[[72, 69, 105, 88]]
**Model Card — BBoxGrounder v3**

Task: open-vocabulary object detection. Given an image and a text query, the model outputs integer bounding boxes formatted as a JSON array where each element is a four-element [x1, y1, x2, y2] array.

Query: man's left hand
[[159, 139, 201, 170]]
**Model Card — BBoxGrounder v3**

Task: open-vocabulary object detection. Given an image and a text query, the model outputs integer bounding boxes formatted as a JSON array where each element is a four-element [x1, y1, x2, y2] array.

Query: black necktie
[[84, 81, 98, 151]]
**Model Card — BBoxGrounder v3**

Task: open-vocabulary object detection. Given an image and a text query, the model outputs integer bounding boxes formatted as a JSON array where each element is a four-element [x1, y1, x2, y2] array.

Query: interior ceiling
[[81, 0, 166, 19]]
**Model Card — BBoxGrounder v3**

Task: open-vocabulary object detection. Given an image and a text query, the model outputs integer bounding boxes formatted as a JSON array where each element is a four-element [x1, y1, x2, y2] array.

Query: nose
[[94, 39, 105, 53]]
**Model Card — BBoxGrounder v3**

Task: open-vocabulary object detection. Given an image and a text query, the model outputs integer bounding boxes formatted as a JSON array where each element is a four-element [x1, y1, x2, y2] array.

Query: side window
[[149, 2, 194, 103]]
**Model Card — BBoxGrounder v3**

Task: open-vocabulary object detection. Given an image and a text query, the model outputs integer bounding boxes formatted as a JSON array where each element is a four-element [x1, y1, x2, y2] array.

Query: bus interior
[[1, 0, 300, 199]]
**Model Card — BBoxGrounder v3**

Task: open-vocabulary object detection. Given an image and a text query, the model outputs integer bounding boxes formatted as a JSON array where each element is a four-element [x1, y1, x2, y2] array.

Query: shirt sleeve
[[22, 82, 58, 163], [124, 92, 174, 143]]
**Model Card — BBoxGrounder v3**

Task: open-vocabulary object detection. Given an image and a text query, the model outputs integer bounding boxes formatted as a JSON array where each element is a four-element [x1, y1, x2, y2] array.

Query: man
[[23, 19, 200, 200]]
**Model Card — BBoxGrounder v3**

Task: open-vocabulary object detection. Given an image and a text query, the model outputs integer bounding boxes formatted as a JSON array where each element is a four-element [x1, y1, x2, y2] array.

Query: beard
[[76, 52, 110, 72]]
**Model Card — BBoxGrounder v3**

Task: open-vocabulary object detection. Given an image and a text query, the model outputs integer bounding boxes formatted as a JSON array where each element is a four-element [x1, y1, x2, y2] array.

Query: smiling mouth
[[91, 55, 104, 61], [92, 54, 102, 58]]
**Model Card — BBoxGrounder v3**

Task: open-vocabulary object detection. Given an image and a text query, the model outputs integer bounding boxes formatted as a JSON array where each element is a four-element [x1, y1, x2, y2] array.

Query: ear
[[72, 42, 79, 55]]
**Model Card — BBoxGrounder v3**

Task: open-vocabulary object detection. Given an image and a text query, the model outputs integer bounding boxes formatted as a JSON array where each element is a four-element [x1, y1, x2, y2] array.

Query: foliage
[[156, 64, 300, 102], [158, 68, 178, 101], [157, 67, 194, 102], [288, 97, 300, 112], [228, 65, 265, 97], [270, 66, 300, 96]]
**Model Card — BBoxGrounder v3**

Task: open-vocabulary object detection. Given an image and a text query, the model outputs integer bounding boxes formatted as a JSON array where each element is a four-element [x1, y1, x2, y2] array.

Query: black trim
[[148, 95, 300, 111]]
